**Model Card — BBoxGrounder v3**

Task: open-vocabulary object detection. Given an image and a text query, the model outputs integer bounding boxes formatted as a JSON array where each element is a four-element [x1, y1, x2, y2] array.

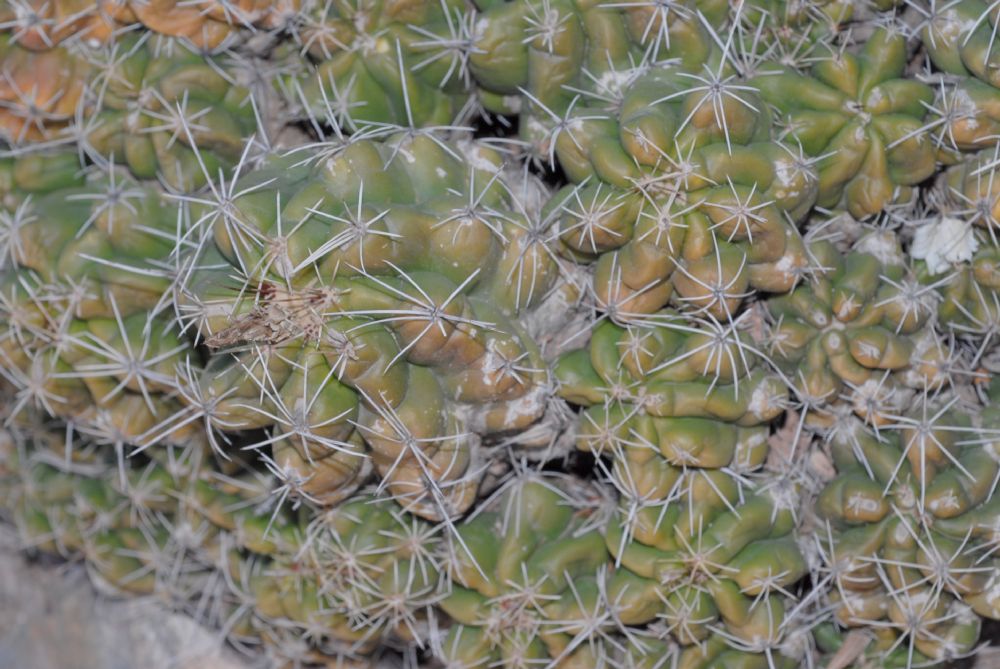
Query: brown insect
[[203, 281, 343, 350]]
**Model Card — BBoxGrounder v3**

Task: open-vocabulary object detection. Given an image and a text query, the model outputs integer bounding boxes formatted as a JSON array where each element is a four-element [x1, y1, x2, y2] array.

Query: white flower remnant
[[911, 216, 979, 275]]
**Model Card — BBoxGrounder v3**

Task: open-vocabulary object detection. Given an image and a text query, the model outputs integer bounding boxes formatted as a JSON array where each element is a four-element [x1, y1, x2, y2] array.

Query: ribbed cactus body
[[3, 3, 1000, 669], [752, 28, 936, 218]]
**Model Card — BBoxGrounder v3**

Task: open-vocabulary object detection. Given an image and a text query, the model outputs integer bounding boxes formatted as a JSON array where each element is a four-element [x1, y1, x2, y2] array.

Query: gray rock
[[0, 528, 250, 669]]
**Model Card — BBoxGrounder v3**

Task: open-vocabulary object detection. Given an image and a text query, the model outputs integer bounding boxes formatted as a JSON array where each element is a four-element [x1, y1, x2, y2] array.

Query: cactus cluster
[[3, 2, 1000, 669]]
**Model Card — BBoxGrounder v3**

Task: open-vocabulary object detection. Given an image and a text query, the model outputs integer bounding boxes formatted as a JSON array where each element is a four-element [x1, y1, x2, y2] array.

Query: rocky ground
[[0, 527, 250, 669]]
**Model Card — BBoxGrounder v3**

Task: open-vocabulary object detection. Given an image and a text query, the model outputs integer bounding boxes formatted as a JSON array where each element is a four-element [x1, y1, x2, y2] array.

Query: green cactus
[[170, 133, 581, 522], [763, 229, 951, 431], [435, 473, 625, 668], [528, 62, 818, 321], [548, 306, 815, 666], [80, 33, 259, 190], [470, 0, 730, 118], [810, 387, 1000, 667], [905, 150, 1000, 369], [0, 168, 201, 486], [919, 0, 1000, 89], [2, 6, 1000, 669], [280, 0, 478, 130], [752, 26, 936, 218]]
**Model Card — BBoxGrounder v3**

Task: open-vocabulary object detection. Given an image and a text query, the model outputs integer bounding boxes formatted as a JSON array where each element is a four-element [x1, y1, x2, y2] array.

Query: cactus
[[0, 1, 300, 51], [0, 165, 195, 437], [2, 5, 1000, 669], [0, 33, 265, 193], [551, 310, 813, 666], [911, 150, 1000, 368], [119, 0, 299, 48], [0, 0, 121, 50], [527, 59, 818, 322], [919, 0, 1000, 90], [742, 0, 900, 39], [752, 26, 937, 218], [469, 0, 731, 118], [435, 473, 620, 668], [79, 33, 261, 190], [278, 0, 479, 130], [171, 132, 584, 522], [763, 229, 952, 433], [0, 35, 90, 143], [810, 387, 1000, 667], [0, 129, 585, 524]]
